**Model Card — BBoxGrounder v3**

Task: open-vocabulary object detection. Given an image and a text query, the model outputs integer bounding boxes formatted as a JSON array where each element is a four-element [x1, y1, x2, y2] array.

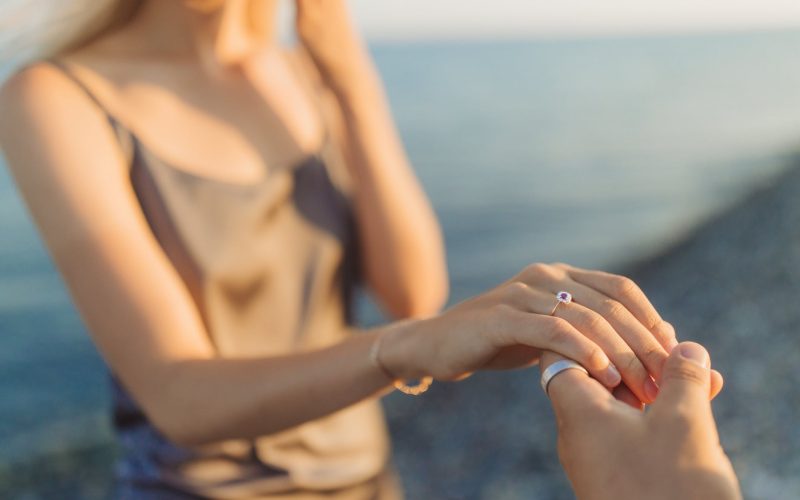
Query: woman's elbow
[[145, 400, 213, 447], [136, 372, 225, 447]]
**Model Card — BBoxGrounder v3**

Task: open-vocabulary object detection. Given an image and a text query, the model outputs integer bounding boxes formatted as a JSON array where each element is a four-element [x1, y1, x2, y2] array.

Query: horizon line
[[360, 22, 800, 45]]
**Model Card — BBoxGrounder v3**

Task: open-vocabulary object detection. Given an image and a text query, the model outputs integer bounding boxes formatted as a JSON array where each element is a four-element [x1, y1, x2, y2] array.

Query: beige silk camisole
[[49, 58, 394, 499]]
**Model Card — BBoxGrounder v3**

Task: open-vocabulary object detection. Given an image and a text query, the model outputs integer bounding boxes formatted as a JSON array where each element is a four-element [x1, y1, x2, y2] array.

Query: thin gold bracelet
[[369, 332, 433, 396]]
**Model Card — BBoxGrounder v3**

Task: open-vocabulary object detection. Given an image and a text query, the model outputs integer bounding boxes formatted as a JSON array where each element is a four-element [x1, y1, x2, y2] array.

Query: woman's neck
[[121, 0, 279, 68]]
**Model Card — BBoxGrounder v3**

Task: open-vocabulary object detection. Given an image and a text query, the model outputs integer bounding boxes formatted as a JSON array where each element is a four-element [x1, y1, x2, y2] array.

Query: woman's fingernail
[[606, 363, 621, 386], [645, 377, 660, 401]]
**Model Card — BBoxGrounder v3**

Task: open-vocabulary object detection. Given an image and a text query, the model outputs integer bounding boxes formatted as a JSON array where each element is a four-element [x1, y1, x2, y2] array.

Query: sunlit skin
[[542, 342, 740, 500], [0, 0, 718, 449]]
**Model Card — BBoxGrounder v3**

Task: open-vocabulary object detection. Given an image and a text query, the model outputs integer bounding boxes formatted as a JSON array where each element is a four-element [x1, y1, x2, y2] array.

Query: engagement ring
[[549, 291, 573, 315]]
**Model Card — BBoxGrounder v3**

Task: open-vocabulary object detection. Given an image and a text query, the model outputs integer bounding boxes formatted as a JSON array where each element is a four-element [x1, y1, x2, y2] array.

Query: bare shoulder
[[0, 62, 75, 122], [0, 57, 132, 245], [0, 60, 111, 144], [0, 59, 122, 173]]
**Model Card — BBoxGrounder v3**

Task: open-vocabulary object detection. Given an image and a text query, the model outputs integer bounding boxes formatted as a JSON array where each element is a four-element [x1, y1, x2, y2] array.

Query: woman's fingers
[[554, 299, 657, 403], [500, 308, 621, 387], [560, 278, 670, 384], [560, 264, 677, 351], [655, 321, 679, 352], [612, 382, 645, 411], [503, 277, 660, 402], [559, 265, 661, 328], [514, 265, 674, 381], [499, 279, 651, 398]]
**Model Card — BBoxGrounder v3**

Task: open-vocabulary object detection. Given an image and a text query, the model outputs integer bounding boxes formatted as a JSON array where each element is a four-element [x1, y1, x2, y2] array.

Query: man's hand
[[543, 342, 741, 500]]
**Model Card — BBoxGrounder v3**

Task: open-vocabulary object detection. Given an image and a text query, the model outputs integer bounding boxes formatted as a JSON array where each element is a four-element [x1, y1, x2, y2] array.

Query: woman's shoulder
[[0, 57, 125, 182], [0, 43, 133, 143], [0, 61, 98, 155], [1, 61, 71, 114]]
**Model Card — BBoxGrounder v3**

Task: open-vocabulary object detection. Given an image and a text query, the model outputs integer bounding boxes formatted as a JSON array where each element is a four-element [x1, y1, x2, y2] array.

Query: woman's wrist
[[375, 318, 432, 381]]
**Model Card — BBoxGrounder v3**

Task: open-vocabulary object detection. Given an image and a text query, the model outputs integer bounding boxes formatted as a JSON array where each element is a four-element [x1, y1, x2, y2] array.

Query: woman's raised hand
[[380, 263, 677, 403]]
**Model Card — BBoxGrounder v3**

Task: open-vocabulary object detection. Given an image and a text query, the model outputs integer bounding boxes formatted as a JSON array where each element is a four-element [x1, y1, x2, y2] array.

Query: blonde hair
[[0, 0, 142, 81]]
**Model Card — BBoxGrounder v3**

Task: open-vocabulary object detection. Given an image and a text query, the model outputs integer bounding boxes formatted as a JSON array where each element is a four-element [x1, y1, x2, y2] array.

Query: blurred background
[[3, 0, 800, 498]]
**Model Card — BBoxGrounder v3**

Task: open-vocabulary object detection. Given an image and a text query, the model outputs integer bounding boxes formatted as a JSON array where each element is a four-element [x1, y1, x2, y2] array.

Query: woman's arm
[[0, 63, 676, 449], [295, 0, 449, 319], [0, 64, 402, 446]]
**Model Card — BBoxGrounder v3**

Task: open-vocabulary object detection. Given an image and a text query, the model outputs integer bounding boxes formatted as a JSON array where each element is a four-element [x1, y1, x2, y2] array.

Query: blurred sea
[[2, 29, 800, 471]]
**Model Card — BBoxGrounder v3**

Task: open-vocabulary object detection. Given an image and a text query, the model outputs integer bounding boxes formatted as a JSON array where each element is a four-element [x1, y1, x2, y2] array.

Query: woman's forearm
[[154, 326, 403, 446], [330, 58, 449, 318], [294, 1, 447, 317]]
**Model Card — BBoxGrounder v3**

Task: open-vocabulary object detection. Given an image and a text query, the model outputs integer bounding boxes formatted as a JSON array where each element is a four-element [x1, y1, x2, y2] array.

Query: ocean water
[[2, 30, 800, 464]]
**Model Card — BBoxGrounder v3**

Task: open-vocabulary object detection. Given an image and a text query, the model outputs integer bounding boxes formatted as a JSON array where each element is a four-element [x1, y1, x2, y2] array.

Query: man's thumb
[[654, 342, 712, 411]]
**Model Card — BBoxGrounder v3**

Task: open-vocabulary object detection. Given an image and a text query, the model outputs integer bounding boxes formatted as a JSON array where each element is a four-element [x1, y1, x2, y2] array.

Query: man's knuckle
[[666, 363, 708, 386]]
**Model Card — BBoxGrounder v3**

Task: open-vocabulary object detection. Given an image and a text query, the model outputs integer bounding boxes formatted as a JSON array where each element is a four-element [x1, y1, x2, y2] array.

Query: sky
[[348, 0, 800, 40]]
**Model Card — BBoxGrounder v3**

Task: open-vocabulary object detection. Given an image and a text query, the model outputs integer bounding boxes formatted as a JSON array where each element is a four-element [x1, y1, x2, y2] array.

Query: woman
[[0, 1, 690, 497]]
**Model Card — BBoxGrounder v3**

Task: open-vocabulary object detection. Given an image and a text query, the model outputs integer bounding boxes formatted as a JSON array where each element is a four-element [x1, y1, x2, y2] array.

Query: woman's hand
[[543, 343, 740, 500], [294, 0, 367, 93], [380, 263, 678, 403]]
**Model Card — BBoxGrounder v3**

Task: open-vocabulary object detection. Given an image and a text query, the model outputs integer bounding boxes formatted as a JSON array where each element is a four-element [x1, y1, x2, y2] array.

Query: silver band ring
[[540, 359, 589, 396], [549, 291, 573, 316]]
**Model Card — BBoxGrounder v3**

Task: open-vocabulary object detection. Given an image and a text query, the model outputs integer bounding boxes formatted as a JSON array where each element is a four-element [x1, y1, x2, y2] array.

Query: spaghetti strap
[[46, 59, 118, 126]]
